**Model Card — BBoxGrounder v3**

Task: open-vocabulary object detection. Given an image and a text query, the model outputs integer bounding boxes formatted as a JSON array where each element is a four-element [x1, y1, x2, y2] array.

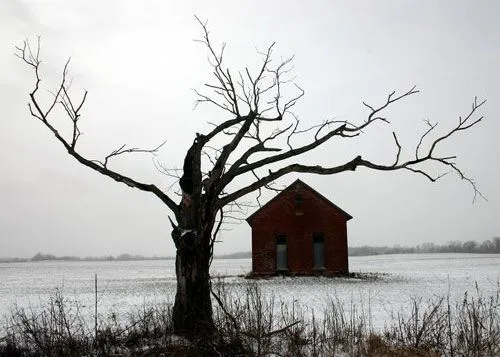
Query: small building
[[246, 179, 352, 276]]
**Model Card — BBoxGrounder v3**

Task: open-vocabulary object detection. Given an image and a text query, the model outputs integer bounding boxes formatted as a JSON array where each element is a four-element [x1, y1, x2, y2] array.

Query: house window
[[313, 233, 325, 269], [276, 234, 287, 271]]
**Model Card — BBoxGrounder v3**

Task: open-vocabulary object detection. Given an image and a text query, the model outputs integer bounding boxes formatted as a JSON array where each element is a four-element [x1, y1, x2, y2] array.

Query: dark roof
[[246, 179, 353, 224]]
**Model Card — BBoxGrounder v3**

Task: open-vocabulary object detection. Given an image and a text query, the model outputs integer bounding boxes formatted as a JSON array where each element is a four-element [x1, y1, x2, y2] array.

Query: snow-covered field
[[1, 254, 498, 329]]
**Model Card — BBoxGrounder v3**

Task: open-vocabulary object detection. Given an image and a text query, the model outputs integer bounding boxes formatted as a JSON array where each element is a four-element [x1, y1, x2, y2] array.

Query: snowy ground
[[1, 253, 498, 330]]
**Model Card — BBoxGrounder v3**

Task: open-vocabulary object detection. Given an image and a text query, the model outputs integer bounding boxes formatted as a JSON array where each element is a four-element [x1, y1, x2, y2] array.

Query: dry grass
[[1, 280, 498, 356]]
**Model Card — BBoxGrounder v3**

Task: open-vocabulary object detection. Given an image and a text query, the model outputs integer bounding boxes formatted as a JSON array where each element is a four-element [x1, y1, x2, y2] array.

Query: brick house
[[246, 179, 352, 276]]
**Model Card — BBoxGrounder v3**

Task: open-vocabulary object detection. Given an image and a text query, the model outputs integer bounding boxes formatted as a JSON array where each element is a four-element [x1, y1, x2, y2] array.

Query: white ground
[[1, 253, 498, 331]]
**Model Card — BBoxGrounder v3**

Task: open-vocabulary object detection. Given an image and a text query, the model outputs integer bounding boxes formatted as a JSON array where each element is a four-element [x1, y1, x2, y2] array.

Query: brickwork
[[247, 180, 352, 276]]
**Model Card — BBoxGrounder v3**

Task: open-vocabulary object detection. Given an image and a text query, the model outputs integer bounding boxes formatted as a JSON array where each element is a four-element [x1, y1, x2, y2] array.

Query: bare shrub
[[212, 279, 295, 356], [5, 288, 91, 356], [385, 296, 447, 352], [454, 283, 500, 357], [1, 279, 499, 356]]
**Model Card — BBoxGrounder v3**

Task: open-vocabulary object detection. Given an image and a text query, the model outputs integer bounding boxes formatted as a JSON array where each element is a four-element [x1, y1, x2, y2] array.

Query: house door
[[276, 234, 287, 271], [313, 233, 325, 269]]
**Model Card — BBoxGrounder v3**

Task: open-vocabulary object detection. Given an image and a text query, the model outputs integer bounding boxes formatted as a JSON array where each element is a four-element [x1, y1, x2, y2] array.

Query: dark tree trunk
[[172, 135, 216, 336], [172, 228, 213, 336]]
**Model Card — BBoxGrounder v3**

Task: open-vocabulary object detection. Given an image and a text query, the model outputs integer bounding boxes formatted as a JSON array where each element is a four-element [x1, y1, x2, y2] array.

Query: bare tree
[[16, 20, 485, 337]]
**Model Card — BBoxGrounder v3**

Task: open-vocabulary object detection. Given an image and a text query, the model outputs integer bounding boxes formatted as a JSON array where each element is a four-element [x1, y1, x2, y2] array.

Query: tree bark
[[172, 228, 213, 336], [172, 136, 215, 336], [172, 203, 216, 335]]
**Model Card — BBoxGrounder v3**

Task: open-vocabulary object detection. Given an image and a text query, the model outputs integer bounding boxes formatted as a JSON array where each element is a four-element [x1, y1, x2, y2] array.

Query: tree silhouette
[[16, 19, 485, 336]]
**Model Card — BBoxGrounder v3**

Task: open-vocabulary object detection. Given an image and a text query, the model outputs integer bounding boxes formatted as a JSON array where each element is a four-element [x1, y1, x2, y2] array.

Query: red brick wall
[[249, 182, 349, 276]]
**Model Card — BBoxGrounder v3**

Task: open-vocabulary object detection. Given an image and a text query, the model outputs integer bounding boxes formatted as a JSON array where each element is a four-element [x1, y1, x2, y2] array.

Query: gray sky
[[1, 0, 499, 258]]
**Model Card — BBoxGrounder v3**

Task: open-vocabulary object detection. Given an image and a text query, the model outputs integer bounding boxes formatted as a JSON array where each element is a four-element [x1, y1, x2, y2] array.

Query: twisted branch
[[16, 39, 179, 219]]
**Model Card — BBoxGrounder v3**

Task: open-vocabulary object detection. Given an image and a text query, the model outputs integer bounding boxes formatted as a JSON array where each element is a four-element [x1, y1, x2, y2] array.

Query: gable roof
[[246, 179, 353, 224]]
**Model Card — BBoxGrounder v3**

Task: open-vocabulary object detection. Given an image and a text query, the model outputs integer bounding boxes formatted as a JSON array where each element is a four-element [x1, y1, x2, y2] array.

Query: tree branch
[[217, 95, 486, 208], [216, 87, 420, 192], [16, 39, 179, 219]]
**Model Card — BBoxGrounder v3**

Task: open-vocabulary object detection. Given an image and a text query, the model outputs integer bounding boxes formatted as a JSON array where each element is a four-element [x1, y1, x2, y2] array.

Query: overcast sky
[[1, 0, 499, 258]]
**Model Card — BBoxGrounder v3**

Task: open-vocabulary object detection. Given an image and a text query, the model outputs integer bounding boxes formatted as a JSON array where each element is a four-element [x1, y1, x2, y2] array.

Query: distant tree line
[[0, 251, 255, 263], [349, 237, 500, 256], [0, 238, 498, 263], [0, 252, 175, 263]]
